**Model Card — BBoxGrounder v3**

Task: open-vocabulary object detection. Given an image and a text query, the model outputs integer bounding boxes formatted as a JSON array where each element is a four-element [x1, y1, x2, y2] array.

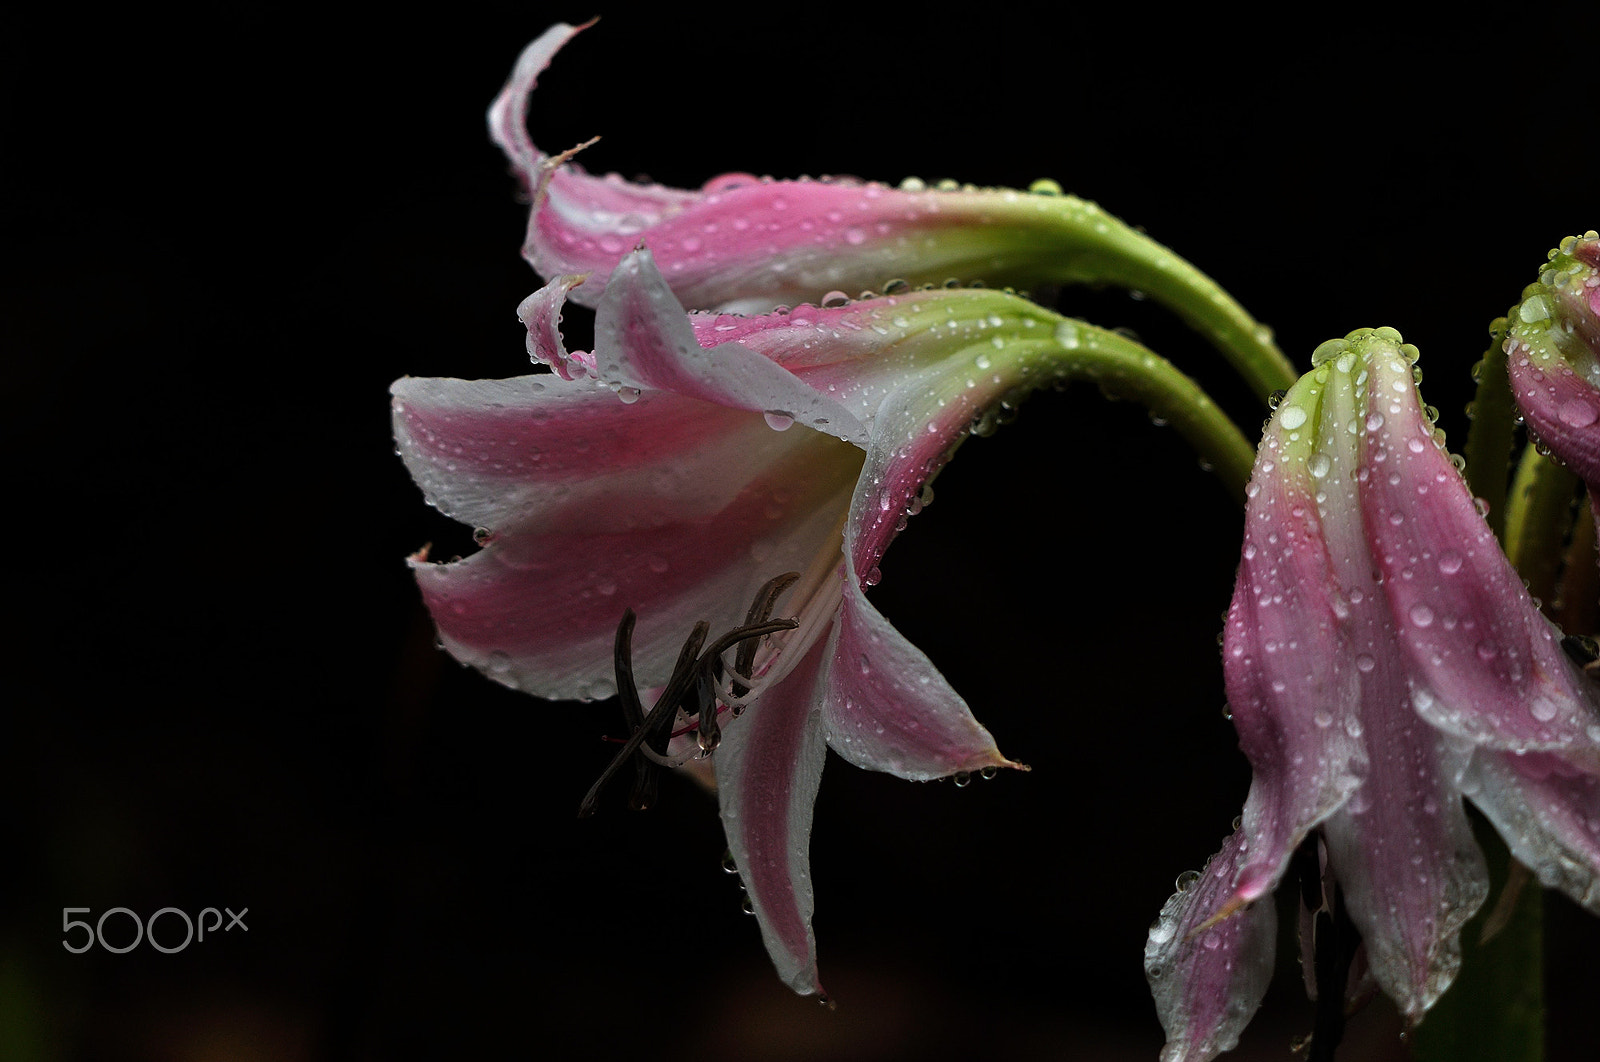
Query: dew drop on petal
[[1437, 550, 1463, 575], [1558, 399, 1598, 428], [1279, 405, 1308, 429], [1355, 653, 1376, 673], [764, 410, 796, 431], [1409, 604, 1435, 628], [1308, 452, 1331, 478]]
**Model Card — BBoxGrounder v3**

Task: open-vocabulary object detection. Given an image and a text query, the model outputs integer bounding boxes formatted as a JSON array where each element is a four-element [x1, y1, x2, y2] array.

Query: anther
[[578, 574, 800, 817]]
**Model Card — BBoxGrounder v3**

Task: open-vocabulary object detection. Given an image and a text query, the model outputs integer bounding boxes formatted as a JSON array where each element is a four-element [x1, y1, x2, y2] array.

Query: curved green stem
[[932, 190, 1298, 402], [1031, 195, 1298, 402], [1006, 324, 1258, 501]]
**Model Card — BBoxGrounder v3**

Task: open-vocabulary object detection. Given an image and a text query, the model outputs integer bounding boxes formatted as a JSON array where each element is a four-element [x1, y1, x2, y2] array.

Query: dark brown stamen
[[580, 619, 708, 818], [579, 573, 801, 817], [732, 572, 801, 699]]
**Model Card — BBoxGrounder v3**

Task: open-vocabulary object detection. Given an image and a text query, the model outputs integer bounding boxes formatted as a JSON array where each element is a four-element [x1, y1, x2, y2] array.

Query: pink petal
[[393, 373, 862, 700], [1219, 376, 1365, 903], [487, 23, 699, 287], [591, 250, 867, 444], [1145, 829, 1278, 1062], [1466, 749, 1600, 913], [1358, 342, 1600, 752], [820, 570, 1016, 779], [1506, 233, 1600, 491], [715, 636, 830, 995], [515, 272, 587, 380]]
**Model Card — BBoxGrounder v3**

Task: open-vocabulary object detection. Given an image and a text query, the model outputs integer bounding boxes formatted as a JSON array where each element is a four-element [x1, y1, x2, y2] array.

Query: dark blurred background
[[4, 7, 1598, 1061]]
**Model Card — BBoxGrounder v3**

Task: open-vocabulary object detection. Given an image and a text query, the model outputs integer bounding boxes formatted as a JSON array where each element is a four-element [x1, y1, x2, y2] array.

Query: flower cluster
[[392, 19, 1600, 1057]]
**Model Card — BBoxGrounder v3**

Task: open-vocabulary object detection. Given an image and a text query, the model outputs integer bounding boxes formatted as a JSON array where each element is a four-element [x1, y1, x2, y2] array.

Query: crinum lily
[[394, 247, 1253, 996], [489, 22, 1295, 402], [1144, 328, 1600, 1061], [1506, 232, 1600, 495]]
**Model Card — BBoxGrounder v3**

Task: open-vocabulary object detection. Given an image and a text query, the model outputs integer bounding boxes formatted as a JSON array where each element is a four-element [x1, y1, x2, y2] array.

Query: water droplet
[[1175, 870, 1202, 892], [821, 291, 850, 308], [1355, 653, 1376, 673], [1279, 405, 1307, 429], [764, 410, 795, 431], [1308, 452, 1332, 479], [1518, 294, 1550, 323], [1437, 550, 1463, 575], [953, 771, 971, 788], [1558, 400, 1598, 428]]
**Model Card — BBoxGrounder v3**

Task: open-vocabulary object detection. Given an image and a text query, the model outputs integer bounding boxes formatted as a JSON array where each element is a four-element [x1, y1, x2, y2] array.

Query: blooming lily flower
[[394, 248, 1251, 996], [1506, 232, 1600, 493], [1144, 328, 1600, 1061], [488, 22, 1295, 400]]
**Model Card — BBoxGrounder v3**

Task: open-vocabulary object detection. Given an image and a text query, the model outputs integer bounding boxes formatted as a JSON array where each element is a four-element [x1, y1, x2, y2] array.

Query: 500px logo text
[[62, 907, 248, 954]]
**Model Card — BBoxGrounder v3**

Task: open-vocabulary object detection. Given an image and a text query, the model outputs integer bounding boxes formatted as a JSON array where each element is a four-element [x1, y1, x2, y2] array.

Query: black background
[[5, 7, 1598, 1061]]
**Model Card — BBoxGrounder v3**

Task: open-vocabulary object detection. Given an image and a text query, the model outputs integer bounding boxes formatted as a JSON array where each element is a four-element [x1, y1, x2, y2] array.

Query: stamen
[[692, 616, 800, 752], [732, 572, 801, 698], [578, 619, 707, 818], [611, 609, 655, 808], [578, 573, 801, 816]]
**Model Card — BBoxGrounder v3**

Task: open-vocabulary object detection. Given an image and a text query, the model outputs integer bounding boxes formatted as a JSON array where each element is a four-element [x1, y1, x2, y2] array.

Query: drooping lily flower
[[394, 248, 1253, 996], [1506, 231, 1600, 492], [1145, 328, 1600, 1061], [488, 22, 1295, 400]]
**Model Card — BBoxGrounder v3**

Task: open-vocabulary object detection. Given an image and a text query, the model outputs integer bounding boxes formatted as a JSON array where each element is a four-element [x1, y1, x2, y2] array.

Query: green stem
[[1034, 196, 1299, 402], [1017, 324, 1259, 501], [934, 190, 1298, 402], [1463, 317, 1516, 540]]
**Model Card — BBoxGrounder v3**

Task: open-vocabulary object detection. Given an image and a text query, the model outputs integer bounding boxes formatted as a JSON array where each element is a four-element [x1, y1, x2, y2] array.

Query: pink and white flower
[[1506, 232, 1600, 493], [1145, 328, 1600, 1061], [394, 248, 1242, 995], [488, 23, 1293, 399]]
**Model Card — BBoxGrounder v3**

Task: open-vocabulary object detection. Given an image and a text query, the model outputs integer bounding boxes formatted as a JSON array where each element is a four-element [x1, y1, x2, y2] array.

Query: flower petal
[[1466, 748, 1600, 914], [1506, 234, 1600, 491], [1145, 829, 1278, 1062], [1354, 333, 1600, 754], [1220, 359, 1367, 902], [820, 571, 1015, 779], [590, 249, 868, 444], [485, 26, 1293, 404], [1318, 738, 1487, 1020], [393, 373, 862, 699], [715, 636, 830, 995], [1294, 332, 1492, 1018], [488, 23, 699, 285]]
